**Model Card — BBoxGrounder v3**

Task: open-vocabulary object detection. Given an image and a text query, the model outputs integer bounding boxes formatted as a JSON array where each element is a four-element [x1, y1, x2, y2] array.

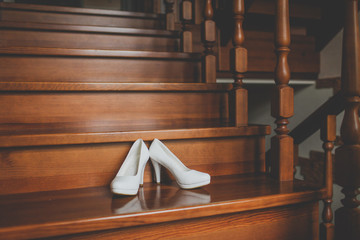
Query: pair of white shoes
[[111, 139, 211, 195]]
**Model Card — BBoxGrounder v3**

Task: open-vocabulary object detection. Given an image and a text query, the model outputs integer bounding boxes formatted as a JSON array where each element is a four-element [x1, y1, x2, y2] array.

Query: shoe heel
[[140, 164, 146, 187], [151, 159, 161, 184]]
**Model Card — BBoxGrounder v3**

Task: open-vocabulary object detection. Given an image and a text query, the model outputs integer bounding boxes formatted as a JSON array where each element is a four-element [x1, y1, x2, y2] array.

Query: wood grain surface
[[0, 174, 323, 240]]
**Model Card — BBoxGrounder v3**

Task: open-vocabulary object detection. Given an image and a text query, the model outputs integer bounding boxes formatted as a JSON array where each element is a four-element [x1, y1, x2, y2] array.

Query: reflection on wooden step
[[0, 174, 325, 239]]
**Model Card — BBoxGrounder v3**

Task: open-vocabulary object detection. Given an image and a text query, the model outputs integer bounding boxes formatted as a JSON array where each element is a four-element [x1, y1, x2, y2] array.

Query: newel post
[[335, 0, 360, 239], [270, 0, 293, 181], [230, 0, 248, 126], [202, 0, 216, 83]]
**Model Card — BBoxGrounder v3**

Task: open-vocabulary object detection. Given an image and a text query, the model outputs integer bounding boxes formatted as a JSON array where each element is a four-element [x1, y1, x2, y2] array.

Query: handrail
[[289, 92, 345, 145]]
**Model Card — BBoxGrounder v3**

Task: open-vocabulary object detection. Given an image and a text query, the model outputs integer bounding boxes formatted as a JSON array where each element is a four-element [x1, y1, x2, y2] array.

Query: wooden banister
[[335, 0, 360, 239], [153, 0, 162, 14], [265, 92, 344, 170], [270, 0, 293, 181], [180, 0, 193, 52], [230, 0, 248, 126], [215, 0, 256, 46], [320, 115, 336, 240], [202, 0, 216, 83], [164, 0, 175, 30]]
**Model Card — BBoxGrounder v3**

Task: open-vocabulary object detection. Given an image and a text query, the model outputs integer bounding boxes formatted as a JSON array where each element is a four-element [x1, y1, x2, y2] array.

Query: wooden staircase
[[0, 1, 342, 239]]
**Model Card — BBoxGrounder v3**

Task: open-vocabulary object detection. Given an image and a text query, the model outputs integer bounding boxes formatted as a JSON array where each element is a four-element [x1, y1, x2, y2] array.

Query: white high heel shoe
[[149, 139, 210, 189], [111, 139, 149, 195]]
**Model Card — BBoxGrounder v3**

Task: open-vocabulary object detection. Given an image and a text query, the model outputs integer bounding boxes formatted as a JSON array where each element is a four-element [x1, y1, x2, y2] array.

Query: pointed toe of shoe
[[111, 176, 140, 195], [177, 170, 211, 189]]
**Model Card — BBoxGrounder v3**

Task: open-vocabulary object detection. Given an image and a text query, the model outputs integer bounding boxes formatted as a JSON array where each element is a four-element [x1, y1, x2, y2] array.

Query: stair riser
[[0, 57, 201, 83], [0, 137, 266, 195], [0, 91, 229, 126], [0, 29, 179, 52], [0, 9, 163, 29], [53, 203, 318, 240]]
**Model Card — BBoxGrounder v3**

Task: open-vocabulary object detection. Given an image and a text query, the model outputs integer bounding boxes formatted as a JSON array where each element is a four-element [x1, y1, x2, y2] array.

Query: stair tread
[[0, 174, 325, 240], [0, 82, 231, 91], [0, 122, 270, 147], [0, 47, 201, 59], [0, 2, 162, 19], [0, 21, 178, 37]]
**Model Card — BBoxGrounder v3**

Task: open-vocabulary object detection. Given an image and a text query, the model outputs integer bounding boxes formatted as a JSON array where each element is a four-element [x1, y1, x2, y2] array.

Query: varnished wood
[[0, 174, 324, 239], [49, 203, 319, 240], [0, 136, 267, 195], [230, 0, 248, 126], [0, 82, 231, 92], [0, 2, 160, 18], [270, 0, 293, 181], [0, 47, 200, 59], [218, 31, 320, 76], [248, 0, 322, 20], [0, 2, 163, 29], [320, 115, 336, 240], [202, 0, 216, 83], [164, 0, 175, 30], [194, 0, 203, 24], [0, 23, 179, 52], [0, 49, 202, 83], [0, 1, 327, 239], [335, 1, 360, 239], [180, 0, 193, 52], [0, 123, 270, 148], [153, 0, 162, 14], [0, 21, 176, 37], [0, 89, 229, 131], [217, 71, 318, 80]]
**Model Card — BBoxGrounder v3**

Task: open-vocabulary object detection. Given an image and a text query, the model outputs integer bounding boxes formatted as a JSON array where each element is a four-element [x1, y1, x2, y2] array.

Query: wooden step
[[218, 30, 319, 79], [0, 21, 180, 52], [0, 123, 270, 195], [0, 83, 230, 131], [0, 82, 262, 194], [0, 48, 202, 83], [0, 174, 324, 240], [0, 2, 164, 29]]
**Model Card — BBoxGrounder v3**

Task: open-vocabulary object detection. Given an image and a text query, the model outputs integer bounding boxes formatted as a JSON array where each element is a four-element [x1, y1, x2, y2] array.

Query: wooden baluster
[[270, 0, 293, 181], [230, 0, 248, 126], [180, 0, 193, 52], [335, 0, 360, 239], [164, 0, 175, 30], [153, 0, 162, 14], [202, 0, 216, 83], [320, 115, 336, 240]]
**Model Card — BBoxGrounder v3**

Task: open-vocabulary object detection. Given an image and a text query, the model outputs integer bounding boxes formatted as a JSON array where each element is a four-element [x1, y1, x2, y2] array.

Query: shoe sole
[[177, 179, 211, 189], [111, 188, 138, 195]]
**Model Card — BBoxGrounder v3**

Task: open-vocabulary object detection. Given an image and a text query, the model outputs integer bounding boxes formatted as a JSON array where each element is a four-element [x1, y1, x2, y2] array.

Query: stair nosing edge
[[0, 188, 323, 240], [0, 47, 201, 60], [0, 21, 178, 37], [0, 125, 271, 147], [0, 82, 232, 92], [0, 2, 163, 19]]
